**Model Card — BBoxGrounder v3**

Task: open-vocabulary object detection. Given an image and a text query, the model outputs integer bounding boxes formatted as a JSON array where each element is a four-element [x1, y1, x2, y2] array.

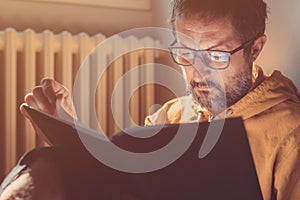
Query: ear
[[249, 35, 267, 62]]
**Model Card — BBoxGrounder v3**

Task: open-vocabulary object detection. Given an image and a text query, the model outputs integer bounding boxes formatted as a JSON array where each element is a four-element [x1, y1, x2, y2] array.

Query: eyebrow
[[176, 39, 234, 52]]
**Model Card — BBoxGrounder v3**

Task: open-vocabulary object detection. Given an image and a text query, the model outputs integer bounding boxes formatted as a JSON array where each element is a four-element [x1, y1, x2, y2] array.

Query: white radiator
[[0, 28, 159, 177]]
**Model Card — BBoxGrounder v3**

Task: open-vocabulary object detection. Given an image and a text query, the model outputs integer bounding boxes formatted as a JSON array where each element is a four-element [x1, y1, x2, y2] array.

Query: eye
[[175, 49, 194, 60], [209, 52, 229, 62], [170, 48, 194, 65]]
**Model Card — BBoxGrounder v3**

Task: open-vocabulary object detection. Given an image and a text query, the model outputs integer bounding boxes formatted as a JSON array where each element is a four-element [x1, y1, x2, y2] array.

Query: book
[[21, 104, 263, 199]]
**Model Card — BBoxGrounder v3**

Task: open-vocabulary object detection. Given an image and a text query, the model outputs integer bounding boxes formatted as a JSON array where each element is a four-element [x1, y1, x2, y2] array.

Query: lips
[[194, 82, 210, 90], [191, 80, 212, 91]]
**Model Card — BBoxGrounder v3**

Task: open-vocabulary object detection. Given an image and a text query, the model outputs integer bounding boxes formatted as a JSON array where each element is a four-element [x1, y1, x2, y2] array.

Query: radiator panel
[[0, 28, 158, 178]]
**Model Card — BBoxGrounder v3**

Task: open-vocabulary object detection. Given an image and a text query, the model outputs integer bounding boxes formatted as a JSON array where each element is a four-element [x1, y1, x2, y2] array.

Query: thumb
[[20, 103, 31, 120], [55, 94, 75, 121], [19, 103, 53, 145]]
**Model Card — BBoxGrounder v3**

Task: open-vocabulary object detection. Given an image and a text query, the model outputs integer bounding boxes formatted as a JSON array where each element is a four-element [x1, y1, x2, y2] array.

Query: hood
[[219, 65, 299, 120], [145, 65, 299, 125]]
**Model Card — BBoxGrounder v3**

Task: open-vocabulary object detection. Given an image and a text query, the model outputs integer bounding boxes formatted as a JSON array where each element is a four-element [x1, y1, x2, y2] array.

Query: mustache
[[190, 79, 220, 90]]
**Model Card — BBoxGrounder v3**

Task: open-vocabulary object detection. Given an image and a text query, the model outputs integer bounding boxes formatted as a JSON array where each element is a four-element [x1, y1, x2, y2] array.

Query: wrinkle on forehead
[[174, 14, 240, 50]]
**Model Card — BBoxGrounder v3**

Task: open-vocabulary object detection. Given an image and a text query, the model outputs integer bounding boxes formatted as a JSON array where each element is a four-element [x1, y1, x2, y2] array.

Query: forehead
[[174, 14, 240, 49]]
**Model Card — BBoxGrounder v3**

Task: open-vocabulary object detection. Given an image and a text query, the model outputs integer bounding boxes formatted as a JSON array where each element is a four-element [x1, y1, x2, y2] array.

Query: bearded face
[[184, 66, 252, 114], [175, 15, 254, 114]]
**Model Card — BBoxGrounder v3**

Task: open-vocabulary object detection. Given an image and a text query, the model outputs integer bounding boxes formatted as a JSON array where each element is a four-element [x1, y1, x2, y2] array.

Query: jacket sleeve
[[273, 125, 300, 200]]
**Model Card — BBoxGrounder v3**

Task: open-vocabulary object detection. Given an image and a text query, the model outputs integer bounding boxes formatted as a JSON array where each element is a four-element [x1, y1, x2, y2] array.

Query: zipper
[[197, 111, 214, 122]]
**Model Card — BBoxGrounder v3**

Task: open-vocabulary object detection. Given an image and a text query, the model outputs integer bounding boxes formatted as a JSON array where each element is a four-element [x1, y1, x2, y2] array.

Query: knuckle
[[41, 77, 54, 85], [32, 86, 43, 96], [24, 93, 33, 103], [41, 78, 58, 90], [24, 92, 33, 99]]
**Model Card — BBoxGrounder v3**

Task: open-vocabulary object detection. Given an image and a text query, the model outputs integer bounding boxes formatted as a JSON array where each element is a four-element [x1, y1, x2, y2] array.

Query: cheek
[[226, 53, 251, 75]]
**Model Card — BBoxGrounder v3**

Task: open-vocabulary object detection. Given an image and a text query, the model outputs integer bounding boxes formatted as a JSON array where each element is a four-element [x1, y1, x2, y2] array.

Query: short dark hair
[[170, 0, 268, 42]]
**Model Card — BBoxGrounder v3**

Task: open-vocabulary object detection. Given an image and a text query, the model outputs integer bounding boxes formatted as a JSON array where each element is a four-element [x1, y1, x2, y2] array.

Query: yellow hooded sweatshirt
[[145, 65, 300, 200]]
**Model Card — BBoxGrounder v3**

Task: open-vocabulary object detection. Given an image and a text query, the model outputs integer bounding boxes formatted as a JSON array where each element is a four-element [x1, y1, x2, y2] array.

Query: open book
[[22, 104, 100, 147], [21, 104, 263, 199]]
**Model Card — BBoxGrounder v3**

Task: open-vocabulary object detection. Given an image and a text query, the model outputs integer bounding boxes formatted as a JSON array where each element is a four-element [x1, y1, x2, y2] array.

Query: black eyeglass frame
[[168, 36, 260, 69]]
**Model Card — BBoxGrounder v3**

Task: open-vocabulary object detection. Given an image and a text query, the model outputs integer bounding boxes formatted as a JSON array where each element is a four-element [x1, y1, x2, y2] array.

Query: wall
[[0, 0, 153, 36], [257, 0, 300, 92], [152, 0, 172, 28]]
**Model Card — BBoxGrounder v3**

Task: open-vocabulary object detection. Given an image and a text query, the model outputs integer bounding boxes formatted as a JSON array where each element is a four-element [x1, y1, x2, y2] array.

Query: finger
[[56, 93, 75, 119], [20, 103, 31, 119], [40, 78, 57, 104], [19, 103, 52, 145], [24, 93, 39, 110], [32, 86, 54, 113], [41, 78, 71, 115], [41, 78, 69, 101]]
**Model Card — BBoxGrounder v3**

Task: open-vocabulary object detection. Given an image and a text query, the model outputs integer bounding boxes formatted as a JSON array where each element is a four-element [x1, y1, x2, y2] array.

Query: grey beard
[[186, 83, 227, 114], [185, 71, 252, 115], [225, 71, 252, 108]]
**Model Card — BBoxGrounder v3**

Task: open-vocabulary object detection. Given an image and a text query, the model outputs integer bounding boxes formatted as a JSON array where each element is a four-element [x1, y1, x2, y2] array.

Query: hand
[[20, 78, 75, 121]]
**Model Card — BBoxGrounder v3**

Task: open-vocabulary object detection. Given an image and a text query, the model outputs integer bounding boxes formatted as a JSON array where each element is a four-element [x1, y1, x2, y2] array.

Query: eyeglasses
[[168, 36, 258, 69]]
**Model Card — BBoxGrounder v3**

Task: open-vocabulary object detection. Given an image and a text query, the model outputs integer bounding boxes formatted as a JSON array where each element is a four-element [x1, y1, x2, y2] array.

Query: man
[[1, 0, 300, 199], [145, 1, 300, 199]]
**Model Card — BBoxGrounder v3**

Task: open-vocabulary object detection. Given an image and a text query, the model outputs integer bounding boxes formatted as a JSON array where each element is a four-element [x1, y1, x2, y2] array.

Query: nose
[[191, 56, 212, 81]]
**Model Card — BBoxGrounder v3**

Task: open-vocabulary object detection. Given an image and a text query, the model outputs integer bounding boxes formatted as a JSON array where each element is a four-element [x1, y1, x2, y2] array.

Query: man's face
[[174, 14, 253, 114]]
